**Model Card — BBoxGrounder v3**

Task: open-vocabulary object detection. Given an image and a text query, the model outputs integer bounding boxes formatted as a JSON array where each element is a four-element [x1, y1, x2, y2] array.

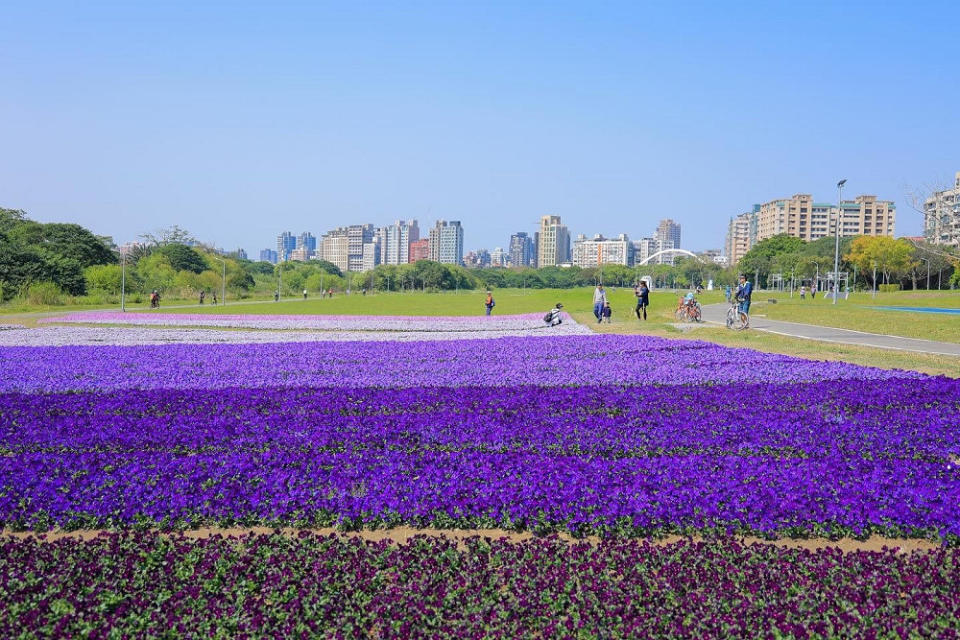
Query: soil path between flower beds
[[0, 527, 942, 553]]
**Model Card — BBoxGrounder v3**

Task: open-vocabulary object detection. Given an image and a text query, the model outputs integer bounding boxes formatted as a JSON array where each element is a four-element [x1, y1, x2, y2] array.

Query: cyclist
[[735, 274, 752, 329]]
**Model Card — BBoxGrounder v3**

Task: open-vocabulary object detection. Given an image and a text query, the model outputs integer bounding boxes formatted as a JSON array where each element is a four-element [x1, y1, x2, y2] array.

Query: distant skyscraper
[[490, 247, 507, 267], [296, 232, 317, 253], [259, 249, 277, 264], [656, 219, 681, 252], [509, 232, 534, 268], [428, 220, 464, 265], [321, 224, 377, 272], [382, 219, 420, 265], [276, 231, 296, 262], [537, 215, 570, 268]]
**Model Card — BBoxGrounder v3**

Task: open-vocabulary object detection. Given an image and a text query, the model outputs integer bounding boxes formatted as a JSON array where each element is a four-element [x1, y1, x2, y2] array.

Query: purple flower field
[[3, 532, 958, 639], [2, 325, 959, 635]]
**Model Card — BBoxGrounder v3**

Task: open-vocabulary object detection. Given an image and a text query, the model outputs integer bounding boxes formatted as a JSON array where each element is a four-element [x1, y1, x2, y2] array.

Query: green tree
[[39, 223, 116, 268], [157, 243, 207, 274]]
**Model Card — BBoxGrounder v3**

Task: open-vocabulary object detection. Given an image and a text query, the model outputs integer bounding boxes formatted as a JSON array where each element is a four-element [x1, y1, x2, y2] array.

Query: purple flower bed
[[2, 380, 958, 539], [0, 334, 919, 393], [42, 311, 574, 332], [1, 532, 957, 638]]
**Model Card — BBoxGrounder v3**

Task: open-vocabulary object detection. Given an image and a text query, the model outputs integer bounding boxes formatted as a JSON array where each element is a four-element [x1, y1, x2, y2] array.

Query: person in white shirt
[[592, 285, 606, 322]]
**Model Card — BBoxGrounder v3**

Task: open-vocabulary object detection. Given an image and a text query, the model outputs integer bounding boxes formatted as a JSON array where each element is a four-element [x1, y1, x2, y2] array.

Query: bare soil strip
[[0, 527, 942, 553]]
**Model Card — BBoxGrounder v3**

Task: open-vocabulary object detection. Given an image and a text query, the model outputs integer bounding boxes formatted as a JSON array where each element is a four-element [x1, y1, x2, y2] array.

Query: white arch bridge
[[636, 249, 705, 266]]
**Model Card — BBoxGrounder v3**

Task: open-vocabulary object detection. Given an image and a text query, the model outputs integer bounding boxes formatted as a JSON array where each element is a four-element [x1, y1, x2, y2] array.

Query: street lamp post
[[833, 179, 846, 304], [812, 261, 820, 293], [919, 257, 930, 290], [120, 247, 126, 312], [212, 256, 226, 307]]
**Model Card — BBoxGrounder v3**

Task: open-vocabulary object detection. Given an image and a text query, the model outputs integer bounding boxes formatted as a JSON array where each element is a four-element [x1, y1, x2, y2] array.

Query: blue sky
[[2, 1, 958, 255]]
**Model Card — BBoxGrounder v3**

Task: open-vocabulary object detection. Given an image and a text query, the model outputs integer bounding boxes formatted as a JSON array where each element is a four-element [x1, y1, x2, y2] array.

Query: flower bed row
[[42, 311, 578, 332], [2, 532, 957, 639], [2, 381, 957, 539], [0, 335, 918, 393]]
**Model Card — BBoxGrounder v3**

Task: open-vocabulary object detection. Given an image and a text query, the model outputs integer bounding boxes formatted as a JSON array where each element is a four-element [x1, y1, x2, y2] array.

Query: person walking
[[199, 290, 205, 305], [303, 289, 308, 300], [810, 284, 817, 299], [602, 301, 613, 323], [635, 281, 649, 320], [484, 291, 495, 316], [593, 284, 606, 322], [800, 285, 806, 300], [211, 291, 217, 305], [724, 284, 732, 303]]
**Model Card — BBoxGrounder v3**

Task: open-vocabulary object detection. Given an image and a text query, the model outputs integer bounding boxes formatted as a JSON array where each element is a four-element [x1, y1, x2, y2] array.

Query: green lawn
[[117, 286, 723, 319], [754, 291, 960, 344]]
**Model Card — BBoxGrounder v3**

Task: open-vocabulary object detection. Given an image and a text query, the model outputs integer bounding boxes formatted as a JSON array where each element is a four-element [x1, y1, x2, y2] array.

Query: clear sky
[[2, 1, 958, 256]]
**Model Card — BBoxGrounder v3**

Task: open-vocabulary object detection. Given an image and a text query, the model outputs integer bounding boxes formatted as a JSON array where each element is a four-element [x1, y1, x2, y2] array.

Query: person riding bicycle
[[682, 290, 697, 313], [735, 274, 752, 329]]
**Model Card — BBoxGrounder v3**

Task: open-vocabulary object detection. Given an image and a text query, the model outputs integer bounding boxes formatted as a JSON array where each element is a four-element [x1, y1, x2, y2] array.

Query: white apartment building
[[382, 220, 420, 265], [572, 234, 633, 268], [924, 172, 960, 248], [756, 194, 895, 243], [427, 220, 464, 265]]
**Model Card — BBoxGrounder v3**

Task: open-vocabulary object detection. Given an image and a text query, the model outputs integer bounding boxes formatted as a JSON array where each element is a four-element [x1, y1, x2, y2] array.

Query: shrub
[[878, 284, 901, 292], [25, 281, 65, 305]]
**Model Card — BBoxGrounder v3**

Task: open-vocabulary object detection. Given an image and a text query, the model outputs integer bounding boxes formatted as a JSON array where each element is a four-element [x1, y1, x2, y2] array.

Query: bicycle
[[675, 298, 702, 323], [726, 298, 748, 330]]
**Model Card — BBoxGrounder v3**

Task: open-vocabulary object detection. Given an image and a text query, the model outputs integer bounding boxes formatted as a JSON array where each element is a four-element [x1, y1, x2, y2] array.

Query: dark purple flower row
[[0, 334, 919, 393], [2, 381, 958, 538], [1, 532, 957, 638]]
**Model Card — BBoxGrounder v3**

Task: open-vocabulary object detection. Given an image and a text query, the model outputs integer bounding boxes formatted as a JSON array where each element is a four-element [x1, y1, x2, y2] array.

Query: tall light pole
[[812, 261, 820, 293], [120, 247, 126, 312], [833, 179, 846, 305], [212, 256, 226, 307], [919, 257, 930, 290]]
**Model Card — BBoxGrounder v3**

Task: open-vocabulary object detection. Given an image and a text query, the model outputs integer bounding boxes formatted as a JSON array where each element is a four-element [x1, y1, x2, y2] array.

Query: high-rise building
[[633, 237, 674, 266], [276, 231, 296, 262], [509, 232, 534, 268], [409, 238, 430, 263], [656, 219, 681, 253], [725, 209, 757, 267], [361, 238, 380, 272], [296, 232, 317, 254], [924, 172, 960, 247], [259, 249, 278, 264], [572, 234, 633, 268], [537, 215, 570, 268], [346, 224, 376, 272], [428, 220, 464, 265], [382, 219, 420, 265], [320, 229, 350, 273], [756, 194, 895, 244], [490, 247, 508, 267]]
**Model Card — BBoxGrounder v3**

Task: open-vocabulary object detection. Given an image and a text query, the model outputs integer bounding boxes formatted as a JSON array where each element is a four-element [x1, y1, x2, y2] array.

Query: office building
[[276, 231, 296, 262], [924, 172, 960, 247], [382, 219, 420, 265], [428, 220, 465, 265], [361, 238, 380, 272], [320, 229, 350, 273], [297, 232, 316, 254], [490, 246, 508, 267], [537, 215, 570, 268], [509, 232, 535, 268], [572, 234, 633, 268], [259, 248, 278, 264]]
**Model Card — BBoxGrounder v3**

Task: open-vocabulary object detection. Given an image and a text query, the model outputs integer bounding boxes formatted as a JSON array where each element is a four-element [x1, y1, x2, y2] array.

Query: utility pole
[[120, 247, 126, 312]]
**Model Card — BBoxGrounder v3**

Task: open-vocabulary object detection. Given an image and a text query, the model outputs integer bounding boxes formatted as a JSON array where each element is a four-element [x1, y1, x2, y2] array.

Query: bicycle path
[[700, 303, 960, 357]]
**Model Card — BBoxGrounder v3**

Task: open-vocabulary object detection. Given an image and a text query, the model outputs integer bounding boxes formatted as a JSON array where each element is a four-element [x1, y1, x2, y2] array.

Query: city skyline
[[3, 3, 956, 255]]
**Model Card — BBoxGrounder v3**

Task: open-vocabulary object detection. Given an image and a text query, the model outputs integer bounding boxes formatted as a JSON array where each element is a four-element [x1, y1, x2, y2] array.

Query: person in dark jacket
[[635, 281, 650, 320]]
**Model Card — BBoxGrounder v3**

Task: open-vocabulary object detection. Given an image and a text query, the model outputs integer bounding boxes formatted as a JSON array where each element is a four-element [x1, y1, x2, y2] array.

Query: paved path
[[701, 303, 960, 357]]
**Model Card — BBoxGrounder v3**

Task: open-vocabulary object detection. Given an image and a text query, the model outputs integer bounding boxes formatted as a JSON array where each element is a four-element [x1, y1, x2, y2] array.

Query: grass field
[[755, 291, 960, 344]]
